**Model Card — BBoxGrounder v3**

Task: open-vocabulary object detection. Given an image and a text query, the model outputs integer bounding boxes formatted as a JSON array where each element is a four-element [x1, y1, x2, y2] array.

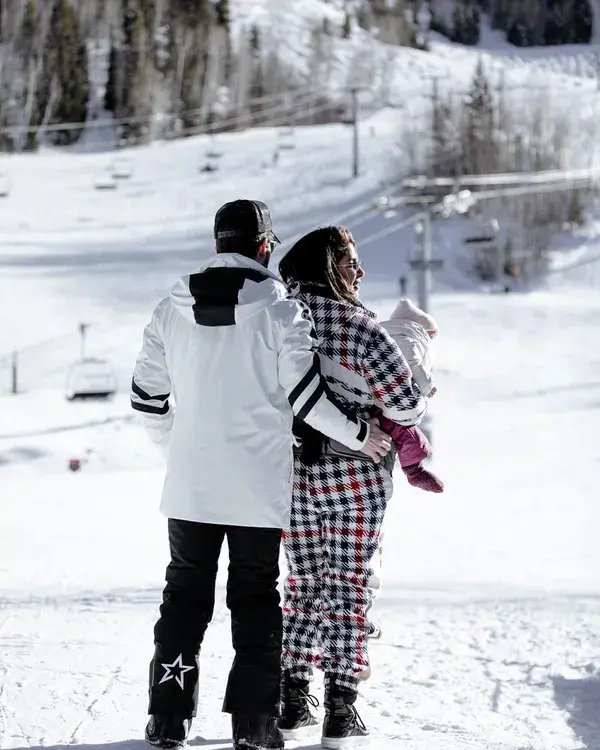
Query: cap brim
[[269, 230, 281, 244]]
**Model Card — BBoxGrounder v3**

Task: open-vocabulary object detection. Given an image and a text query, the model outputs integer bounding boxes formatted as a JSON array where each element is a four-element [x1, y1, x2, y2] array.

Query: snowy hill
[[1, 28, 600, 750]]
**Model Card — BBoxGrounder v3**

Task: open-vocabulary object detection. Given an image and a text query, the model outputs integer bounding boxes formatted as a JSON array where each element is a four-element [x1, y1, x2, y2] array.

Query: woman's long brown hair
[[278, 226, 356, 302]]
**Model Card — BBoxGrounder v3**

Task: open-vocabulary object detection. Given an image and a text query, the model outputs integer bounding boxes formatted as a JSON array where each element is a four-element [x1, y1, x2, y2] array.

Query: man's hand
[[360, 419, 392, 463]]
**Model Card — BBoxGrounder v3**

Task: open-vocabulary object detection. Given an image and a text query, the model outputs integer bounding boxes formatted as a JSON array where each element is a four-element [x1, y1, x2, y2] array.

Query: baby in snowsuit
[[379, 298, 443, 493], [364, 299, 443, 645], [361, 299, 444, 648]]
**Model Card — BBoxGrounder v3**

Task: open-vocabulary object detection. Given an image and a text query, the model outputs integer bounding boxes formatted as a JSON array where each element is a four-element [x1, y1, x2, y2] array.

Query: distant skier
[[130, 200, 392, 750]]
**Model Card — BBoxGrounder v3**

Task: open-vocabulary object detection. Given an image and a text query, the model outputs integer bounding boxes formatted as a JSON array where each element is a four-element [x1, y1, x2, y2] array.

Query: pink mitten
[[403, 463, 444, 493]]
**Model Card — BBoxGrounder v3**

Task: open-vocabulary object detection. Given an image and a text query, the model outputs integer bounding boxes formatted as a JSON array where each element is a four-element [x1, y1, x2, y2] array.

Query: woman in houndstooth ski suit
[[277, 226, 427, 748]]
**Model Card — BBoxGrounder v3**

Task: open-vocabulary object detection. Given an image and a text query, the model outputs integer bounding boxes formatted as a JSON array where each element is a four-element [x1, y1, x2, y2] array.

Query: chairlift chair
[[65, 358, 117, 401], [93, 173, 118, 191], [111, 157, 133, 179]]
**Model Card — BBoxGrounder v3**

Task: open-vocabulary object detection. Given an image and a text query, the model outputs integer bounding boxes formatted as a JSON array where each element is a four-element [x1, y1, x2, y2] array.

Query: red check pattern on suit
[[282, 292, 426, 691]]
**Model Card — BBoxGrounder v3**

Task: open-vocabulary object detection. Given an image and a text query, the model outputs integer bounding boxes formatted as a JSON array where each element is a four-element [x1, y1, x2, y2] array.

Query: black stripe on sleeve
[[296, 380, 326, 421], [131, 399, 170, 415], [131, 378, 170, 403], [288, 354, 320, 408], [356, 419, 368, 444]]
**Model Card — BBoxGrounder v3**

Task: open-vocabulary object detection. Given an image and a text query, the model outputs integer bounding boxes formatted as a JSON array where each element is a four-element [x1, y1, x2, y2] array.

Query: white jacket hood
[[390, 298, 439, 334], [170, 253, 286, 326]]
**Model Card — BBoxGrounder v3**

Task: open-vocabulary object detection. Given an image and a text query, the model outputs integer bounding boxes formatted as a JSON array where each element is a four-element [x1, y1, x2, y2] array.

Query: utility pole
[[351, 87, 359, 178], [79, 323, 89, 360], [418, 211, 432, 314], [11, 351, 18, 395], [409, 210, 443, 315]]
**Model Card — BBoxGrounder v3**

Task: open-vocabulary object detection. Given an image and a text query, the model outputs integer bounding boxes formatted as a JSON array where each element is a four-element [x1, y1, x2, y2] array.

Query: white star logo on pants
[[158, 654, 195, 690]]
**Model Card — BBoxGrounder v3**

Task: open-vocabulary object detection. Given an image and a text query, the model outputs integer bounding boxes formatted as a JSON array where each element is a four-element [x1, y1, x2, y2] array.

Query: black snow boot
[[278, 673, 319, 739], [322, 681, 369, 749], [145, 714, 191, 749], [232, 713, 284, 750]]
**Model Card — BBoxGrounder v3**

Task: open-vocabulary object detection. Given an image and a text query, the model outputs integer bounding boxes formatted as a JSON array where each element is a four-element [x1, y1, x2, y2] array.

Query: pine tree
[[571, 0, 593, 43], [250, 24, 261, 58], [121, 4, 139, 126], [249, 25, 264, 114], [461, 58, 497, 174], [465, 5, 481, 45], [408, 0, 418, 26], [431, 81, 458, 176], [21, 0, 37, 57], [452, 1, 481, 45], [507, 17, 533, 46], [490, 0, 509, 31], [104, 44, 117, 112], [452, 0, 469, 44], [16, 0, 40, 151], [215, 0, 230, 28], [107, 1, 146, 142], [544, 3, 569, 45], [429, 6, 451, 39], [224, 36, 234, 86], [343, 10, 352, 38], [37, 0, 90, 146], [568, 189, 584, 225], [452, 3, 465, 43], [145, 0, 157, 29], [356, 5, 370, 30]]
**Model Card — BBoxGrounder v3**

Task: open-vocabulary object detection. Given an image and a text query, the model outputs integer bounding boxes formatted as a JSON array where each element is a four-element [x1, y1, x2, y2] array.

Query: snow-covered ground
[[1, 284, 599, 750], [1, 35, 600, 750]]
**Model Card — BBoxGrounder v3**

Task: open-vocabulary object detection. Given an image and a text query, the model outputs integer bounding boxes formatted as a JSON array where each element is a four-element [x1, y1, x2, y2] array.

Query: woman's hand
[[428, 386, 437, 398], [360, 419, 392, 463]]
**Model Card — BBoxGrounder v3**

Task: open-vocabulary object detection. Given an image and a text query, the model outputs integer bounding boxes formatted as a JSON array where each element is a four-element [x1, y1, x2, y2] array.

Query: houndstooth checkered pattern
[[281, 291, 424, 691], [282, 457, 391, 691], [297, 292, 426, 425]]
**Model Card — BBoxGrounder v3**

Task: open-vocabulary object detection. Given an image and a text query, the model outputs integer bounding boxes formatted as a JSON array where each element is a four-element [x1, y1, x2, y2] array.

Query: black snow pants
[[148, 518, 283, 719]]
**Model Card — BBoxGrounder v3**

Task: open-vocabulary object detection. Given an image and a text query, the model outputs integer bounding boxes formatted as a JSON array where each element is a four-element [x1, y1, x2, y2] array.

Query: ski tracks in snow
[[68, 660, 126, 744], [362, 595, 600, 749], [0, 594, 599, 749]]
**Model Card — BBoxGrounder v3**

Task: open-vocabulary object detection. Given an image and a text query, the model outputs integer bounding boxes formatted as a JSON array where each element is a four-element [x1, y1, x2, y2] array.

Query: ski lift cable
[[174, 95, 352, 140], [0, 83, 331, 137], [403, 165, 600, 189], [469, 179, 597, 200]]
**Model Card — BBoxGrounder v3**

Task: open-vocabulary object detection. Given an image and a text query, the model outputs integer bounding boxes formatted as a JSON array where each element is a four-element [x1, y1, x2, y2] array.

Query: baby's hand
[[427, 386, 437, 398]]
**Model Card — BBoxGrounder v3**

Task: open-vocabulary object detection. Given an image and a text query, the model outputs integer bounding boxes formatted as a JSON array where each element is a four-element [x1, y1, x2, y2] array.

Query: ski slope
[[1, 48, 600, 750], [1, 286, 599, 750]]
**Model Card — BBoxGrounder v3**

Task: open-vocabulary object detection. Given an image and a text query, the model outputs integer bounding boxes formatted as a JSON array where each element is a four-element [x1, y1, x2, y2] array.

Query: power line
[[402, 165, 600, 189], [358, 214, 421, 247], [171, 95, 351, 140], [0, 83, 335, 137], [468, 180, 596, 200]]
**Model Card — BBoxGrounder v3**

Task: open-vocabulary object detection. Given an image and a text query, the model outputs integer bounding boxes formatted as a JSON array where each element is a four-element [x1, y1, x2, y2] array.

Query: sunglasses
[[340, 258, 362, 271]]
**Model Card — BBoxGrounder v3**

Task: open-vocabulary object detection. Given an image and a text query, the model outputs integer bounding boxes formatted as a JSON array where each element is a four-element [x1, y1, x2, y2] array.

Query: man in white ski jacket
[[131, 200, 391, 750]]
